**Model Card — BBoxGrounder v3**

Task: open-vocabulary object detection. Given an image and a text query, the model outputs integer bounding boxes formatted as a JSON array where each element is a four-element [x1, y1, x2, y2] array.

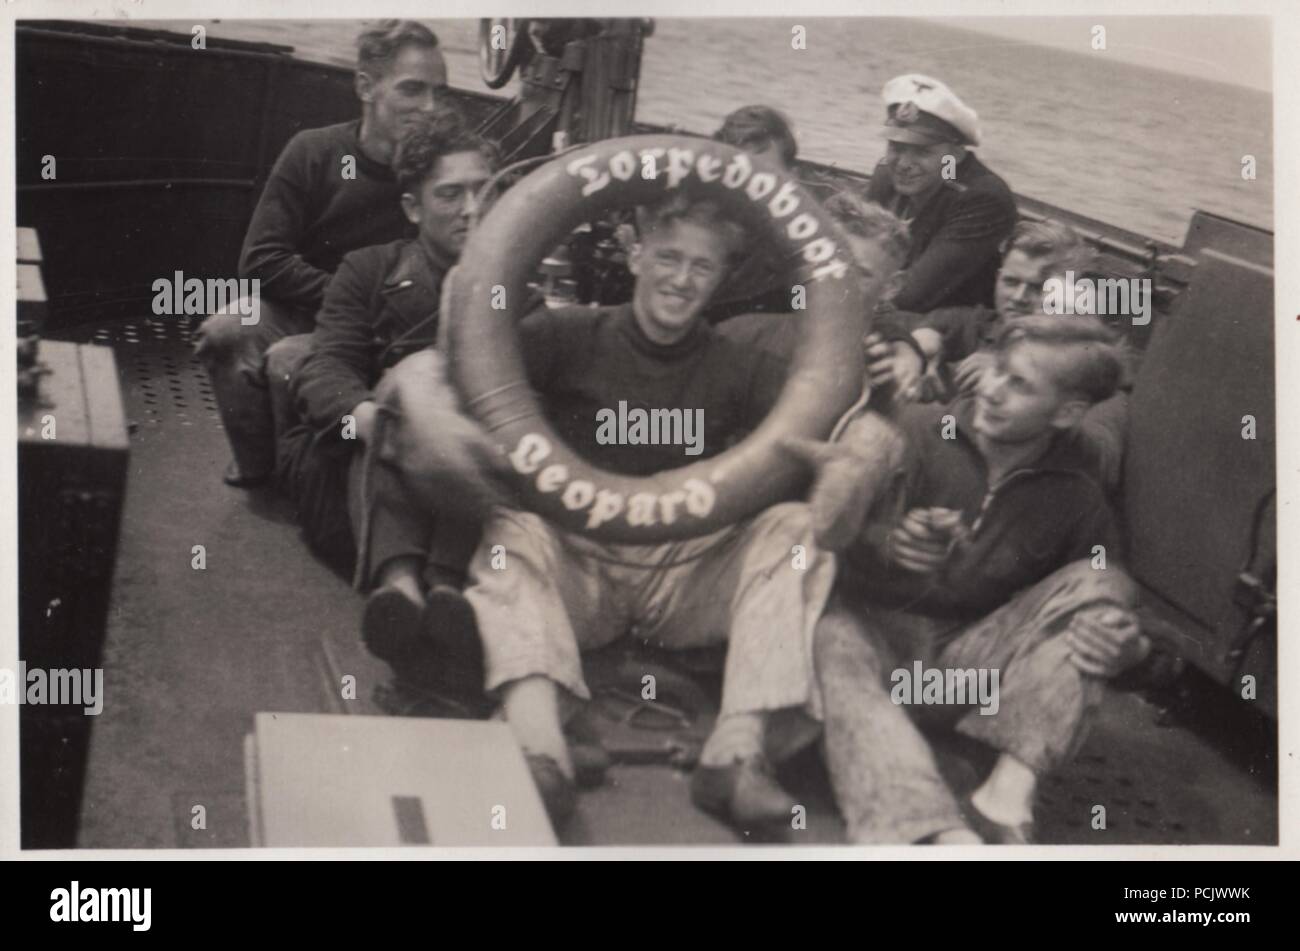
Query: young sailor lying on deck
[[195, 20, 446, 488], [786, 315, 1151, 844], [275, 113, 497, 680]]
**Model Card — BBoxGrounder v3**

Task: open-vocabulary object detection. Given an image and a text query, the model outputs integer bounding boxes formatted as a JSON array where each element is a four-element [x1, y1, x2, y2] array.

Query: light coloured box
[[17, 226, 42, 263], [247, 713, 556, 848]]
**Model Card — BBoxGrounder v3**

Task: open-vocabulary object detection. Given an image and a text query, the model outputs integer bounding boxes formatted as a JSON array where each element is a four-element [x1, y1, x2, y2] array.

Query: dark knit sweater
[[519, 303, 789, 477], [238, 120, 415, 312]]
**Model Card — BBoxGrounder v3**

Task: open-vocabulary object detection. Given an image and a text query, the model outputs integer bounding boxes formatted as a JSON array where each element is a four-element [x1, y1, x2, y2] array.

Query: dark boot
[[361, 584, 425, 666], [690, 755, 797, 828], [420, 582, 485, 699]]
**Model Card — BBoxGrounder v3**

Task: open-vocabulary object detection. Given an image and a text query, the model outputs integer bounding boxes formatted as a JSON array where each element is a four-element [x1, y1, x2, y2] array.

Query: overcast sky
[[940, 16, 1272, 92]]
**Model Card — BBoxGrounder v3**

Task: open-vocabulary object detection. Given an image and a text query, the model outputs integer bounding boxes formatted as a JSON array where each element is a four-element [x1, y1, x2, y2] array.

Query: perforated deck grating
[[71, 316, 223, 432], [1038, 750, 1192, 843]]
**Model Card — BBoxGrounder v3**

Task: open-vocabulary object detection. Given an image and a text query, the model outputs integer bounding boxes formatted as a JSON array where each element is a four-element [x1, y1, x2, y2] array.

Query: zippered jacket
[[842, 395, 1122, 621]]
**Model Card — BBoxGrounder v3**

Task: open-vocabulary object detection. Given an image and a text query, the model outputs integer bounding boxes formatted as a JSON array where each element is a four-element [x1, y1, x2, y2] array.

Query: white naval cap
[[880, 73, 981, 148]]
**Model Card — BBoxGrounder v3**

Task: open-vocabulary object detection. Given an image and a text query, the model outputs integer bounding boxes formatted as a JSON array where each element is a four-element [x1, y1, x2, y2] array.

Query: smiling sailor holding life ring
[[384, 134, 912, 829]]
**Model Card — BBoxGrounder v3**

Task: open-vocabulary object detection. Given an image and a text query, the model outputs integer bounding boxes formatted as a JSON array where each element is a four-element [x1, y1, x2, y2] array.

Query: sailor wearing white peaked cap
[[880, 73, 982, 148]]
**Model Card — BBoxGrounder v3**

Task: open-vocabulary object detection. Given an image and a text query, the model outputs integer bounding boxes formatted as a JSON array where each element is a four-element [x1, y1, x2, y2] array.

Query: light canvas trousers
[[465, 502, 836, 720], [816, 559, 1138, 843]]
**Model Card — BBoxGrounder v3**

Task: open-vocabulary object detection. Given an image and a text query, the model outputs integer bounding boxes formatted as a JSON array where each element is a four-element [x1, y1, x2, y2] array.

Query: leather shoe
[[690, 755, 796, 828], [569, 740, 610, 789], [361, 584, 425, 665], [222, 459, 270, 488], [419, 583, 485, 695], [525, 753, 577, 826]]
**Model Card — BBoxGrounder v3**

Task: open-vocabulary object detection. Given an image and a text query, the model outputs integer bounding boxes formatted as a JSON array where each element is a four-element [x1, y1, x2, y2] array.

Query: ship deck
[[66, 314, 1278, 848]]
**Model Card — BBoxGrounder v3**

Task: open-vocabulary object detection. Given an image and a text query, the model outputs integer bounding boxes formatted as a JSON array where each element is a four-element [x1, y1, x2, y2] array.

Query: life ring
[[443, 134, 865, 543]]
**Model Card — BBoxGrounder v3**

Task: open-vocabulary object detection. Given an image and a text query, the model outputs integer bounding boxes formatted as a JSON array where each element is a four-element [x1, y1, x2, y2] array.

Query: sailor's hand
[[350, 400, 379, 444], [779, 436, 872, 551], [1065, 607, 1150, 678], [779, 409, 907, 552], [373, 349, 510, 514], [888, 507, 962, 574], [953, 351, 993, 394], [865, 332, 924, 401]]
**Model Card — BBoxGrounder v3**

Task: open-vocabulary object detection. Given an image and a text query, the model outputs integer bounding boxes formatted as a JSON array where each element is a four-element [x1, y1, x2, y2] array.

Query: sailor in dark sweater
[[432, 192, 899, 828], [866, 74, 1018, 313], [196, 20, 447, 487]]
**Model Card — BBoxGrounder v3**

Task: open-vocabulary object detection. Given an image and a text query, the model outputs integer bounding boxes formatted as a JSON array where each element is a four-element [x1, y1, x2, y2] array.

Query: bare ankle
[[503, 677, 572, 778]]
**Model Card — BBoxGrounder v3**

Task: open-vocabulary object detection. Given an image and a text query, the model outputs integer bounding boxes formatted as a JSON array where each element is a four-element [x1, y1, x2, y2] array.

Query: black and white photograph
[[5, 0, 1291, 861]]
